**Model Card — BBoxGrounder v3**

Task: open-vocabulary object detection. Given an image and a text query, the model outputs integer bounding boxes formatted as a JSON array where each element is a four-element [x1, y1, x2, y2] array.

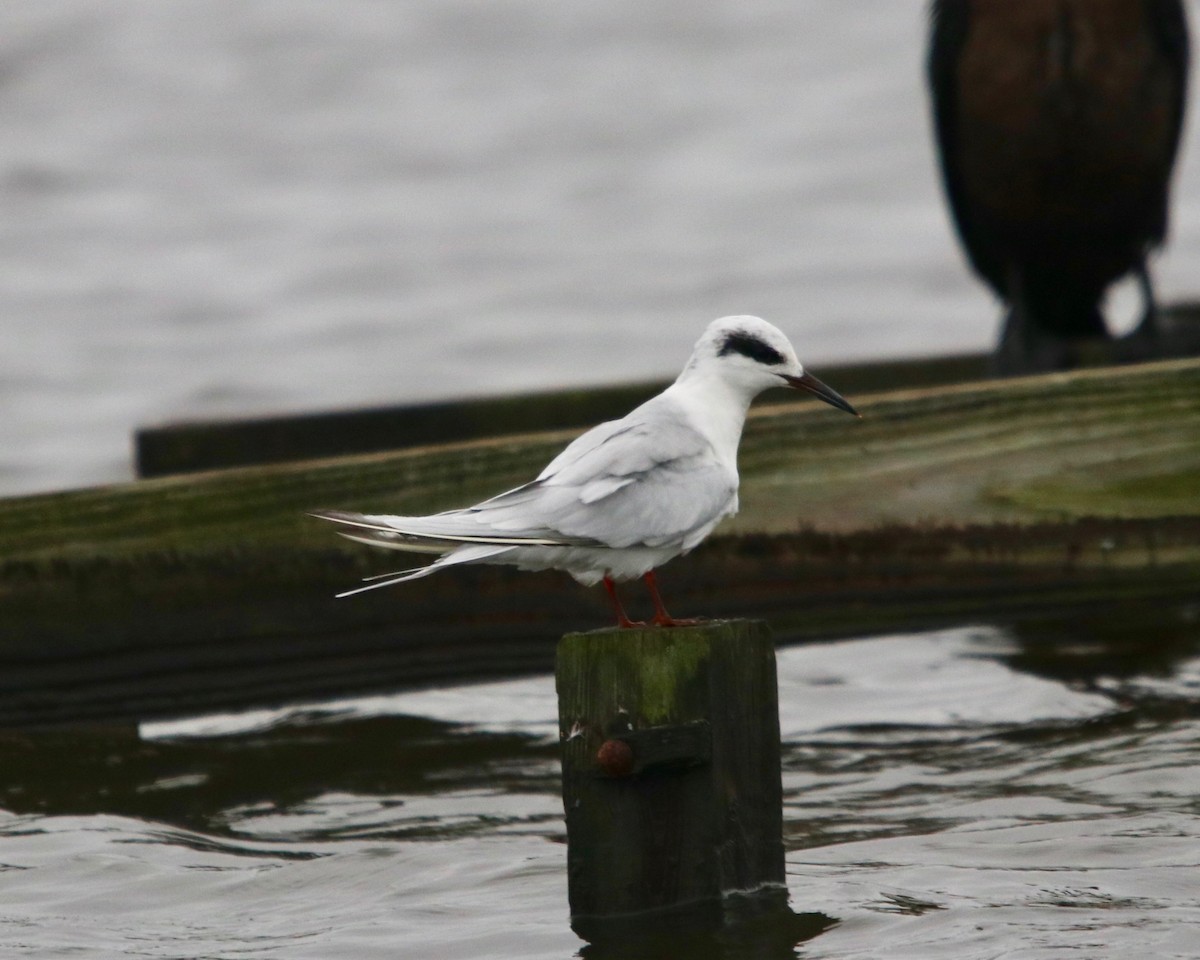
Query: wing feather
[[313, 390, 738, 558], [486, 393, 737, 548]]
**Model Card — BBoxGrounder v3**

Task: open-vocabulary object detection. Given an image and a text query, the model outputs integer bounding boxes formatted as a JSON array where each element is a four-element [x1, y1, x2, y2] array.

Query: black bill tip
[[782, 371, 861, 418]]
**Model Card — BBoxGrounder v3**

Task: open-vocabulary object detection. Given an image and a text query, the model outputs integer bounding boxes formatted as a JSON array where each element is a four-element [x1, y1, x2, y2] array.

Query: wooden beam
[[1, 358, 1197, 727], [133, 353, 988, 477]]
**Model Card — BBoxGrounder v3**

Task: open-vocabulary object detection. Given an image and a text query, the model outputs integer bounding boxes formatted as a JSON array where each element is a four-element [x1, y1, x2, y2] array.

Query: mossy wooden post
[[556, 619, 785, 933]]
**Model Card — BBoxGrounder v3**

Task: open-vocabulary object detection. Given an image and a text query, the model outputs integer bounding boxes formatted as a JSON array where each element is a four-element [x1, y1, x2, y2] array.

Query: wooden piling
[[556, 620, 785, 933]]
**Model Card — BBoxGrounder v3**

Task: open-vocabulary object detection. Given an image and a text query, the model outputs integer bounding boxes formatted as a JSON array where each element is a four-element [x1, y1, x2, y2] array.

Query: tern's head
[[683, 316, 860, 416]]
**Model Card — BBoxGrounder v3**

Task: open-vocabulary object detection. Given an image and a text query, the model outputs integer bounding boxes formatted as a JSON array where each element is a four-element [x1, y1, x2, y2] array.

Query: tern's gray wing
[[315, 397, 737, 553], [458, 398, 738, 549]]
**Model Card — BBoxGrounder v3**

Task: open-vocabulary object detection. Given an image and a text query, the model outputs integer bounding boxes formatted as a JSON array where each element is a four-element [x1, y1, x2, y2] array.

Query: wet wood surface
[[134, 353, 989, 476], [2, 356, 1198, 727], [557, 620, 784, 928]]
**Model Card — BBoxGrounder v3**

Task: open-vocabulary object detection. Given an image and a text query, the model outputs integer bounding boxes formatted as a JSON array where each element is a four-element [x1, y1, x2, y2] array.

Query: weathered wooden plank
[[133, 353, 989, 477], [0, 358, 1197, 727]]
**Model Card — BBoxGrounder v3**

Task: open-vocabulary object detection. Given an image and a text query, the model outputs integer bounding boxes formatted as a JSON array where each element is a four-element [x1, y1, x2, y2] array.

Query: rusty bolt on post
[[596, 738, 634, 778]]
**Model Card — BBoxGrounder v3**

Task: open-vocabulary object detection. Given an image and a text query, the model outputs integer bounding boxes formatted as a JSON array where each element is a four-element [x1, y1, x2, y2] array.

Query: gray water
[[3, 610, 1200, 959], [5, 0, 1200, 495], [6, 5, 1200, 957]]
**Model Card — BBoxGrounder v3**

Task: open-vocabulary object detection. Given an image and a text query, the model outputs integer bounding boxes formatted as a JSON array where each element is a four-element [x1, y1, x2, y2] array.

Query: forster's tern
[[313, 316, 860, 627]]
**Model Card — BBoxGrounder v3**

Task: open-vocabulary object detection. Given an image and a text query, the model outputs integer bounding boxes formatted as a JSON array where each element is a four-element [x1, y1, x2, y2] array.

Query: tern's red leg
[[603, 575, 644, 629], [643, 570, 705, 628]]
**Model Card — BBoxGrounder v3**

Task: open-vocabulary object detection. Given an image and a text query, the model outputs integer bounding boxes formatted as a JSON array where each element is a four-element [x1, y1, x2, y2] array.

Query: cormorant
[[928, 0, 1189, 373]]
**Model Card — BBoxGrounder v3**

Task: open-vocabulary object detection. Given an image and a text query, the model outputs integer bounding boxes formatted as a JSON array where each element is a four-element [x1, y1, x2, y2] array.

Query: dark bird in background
[[928, 0, 1190, 374]]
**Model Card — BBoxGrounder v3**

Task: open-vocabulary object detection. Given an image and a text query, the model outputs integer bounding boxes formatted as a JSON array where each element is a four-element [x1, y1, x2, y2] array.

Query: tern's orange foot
[[651, 614, 709, 628]]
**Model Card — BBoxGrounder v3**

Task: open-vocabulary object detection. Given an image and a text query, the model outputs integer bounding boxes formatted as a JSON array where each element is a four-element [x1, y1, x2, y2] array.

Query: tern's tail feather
[[311, 507, 573, 597], [309, 509, 591, 551], [335, 564, 436, 598], [333, 542, 515, 598], [311, 509, 472, 553]]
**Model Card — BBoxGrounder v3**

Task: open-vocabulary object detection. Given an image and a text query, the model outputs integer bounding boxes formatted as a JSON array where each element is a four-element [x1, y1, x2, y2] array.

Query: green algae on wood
[[2, 356, 1198, 564], [735, 356, 1200, 532], [0, 358, 1198, 726], [557, 629, 712, 726], [135, 353, 990, 478]]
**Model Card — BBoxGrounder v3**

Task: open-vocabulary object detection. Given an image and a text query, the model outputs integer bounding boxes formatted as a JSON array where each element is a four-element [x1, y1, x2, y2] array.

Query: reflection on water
[[574, 894, 835, 960], [0, 714, 560, 842], [2, 607, 1200, 958]]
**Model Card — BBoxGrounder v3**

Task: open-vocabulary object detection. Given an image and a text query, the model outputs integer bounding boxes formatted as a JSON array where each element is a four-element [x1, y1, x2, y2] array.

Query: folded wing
[[313, 395, 738, 555]]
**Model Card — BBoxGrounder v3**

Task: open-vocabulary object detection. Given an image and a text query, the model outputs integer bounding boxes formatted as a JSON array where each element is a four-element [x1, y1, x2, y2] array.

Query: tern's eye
[[718, 332, 786, 366]]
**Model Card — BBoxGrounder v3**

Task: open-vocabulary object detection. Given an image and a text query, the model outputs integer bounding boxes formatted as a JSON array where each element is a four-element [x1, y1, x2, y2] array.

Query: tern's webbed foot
[[650, 614, 709, 628]]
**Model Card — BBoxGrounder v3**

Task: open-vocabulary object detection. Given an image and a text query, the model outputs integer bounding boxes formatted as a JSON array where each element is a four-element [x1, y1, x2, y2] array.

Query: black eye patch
[[718, 331, 786, 366]]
